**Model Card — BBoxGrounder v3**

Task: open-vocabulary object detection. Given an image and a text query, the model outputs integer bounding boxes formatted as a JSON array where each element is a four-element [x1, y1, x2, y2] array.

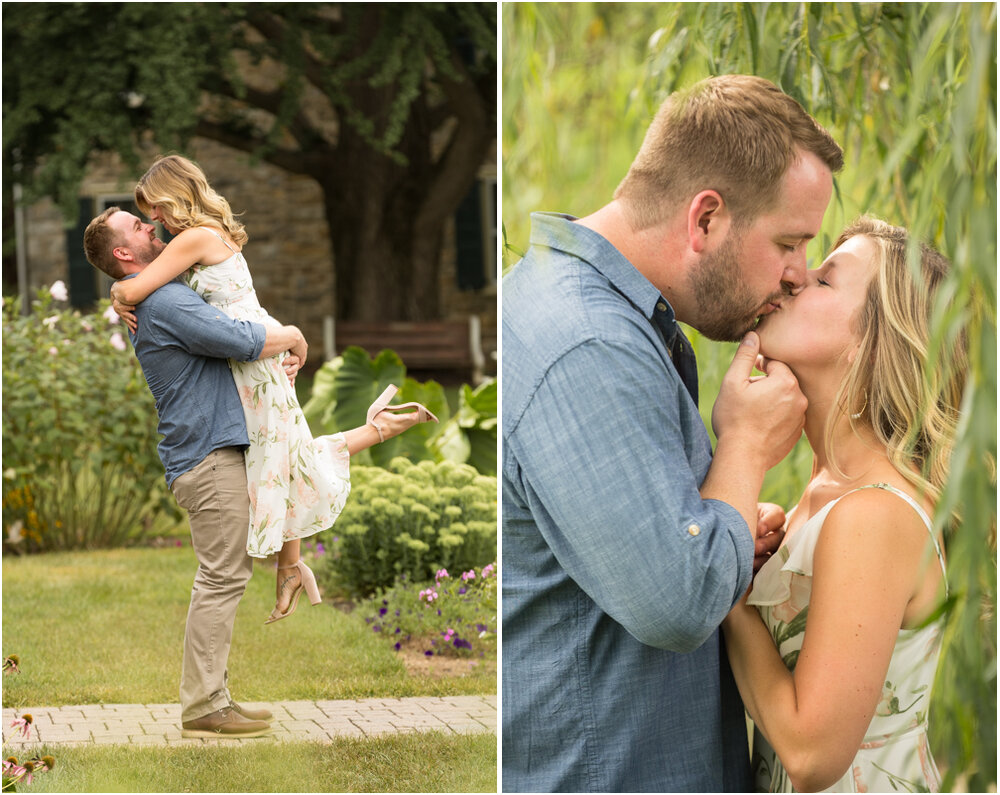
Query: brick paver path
[[2, 695, 496, 748]]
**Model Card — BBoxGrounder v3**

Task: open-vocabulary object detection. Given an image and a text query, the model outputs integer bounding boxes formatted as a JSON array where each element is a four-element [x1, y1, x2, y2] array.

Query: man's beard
[[135, 239, 165, 266], [687, 230, 772, 342]]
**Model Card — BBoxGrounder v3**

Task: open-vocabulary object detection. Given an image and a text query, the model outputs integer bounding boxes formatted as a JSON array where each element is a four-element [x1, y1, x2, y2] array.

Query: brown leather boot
[[230, 701, 273, 722], [181, 706, 272, 738]]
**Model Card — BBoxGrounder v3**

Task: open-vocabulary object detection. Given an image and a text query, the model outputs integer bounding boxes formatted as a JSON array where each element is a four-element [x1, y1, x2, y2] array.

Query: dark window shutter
[[67, 197, 97, 309], [455, 183, 485, 291]]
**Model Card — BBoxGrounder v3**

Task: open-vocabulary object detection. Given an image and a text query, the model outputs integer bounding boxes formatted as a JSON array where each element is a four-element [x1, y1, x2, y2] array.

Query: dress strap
[[855, 483, 949, 596], [201, 226, 239, 255]]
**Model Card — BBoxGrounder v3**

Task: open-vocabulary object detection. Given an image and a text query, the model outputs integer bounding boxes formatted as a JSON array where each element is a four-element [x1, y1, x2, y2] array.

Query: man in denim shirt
[[85, 207, 307, 738], [502, 76, 844, 791]]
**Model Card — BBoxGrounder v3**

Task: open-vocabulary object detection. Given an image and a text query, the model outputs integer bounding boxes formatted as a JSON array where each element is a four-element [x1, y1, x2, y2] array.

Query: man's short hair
[[83, 206, 124, 279], [614, 75, 844, 230]]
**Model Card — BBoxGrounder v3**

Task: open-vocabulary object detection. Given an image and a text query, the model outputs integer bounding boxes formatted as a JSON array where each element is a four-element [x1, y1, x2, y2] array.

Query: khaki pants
[[170, 447, 253, 722]]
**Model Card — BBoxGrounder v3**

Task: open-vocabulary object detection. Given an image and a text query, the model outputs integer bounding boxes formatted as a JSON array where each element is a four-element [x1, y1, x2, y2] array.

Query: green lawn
[[16, 732, 497, 792], [2, 547, 494, 707]]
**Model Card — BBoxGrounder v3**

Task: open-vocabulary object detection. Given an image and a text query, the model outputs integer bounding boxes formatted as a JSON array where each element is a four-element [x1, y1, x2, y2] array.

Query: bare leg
[[274, 539, 301, 614]]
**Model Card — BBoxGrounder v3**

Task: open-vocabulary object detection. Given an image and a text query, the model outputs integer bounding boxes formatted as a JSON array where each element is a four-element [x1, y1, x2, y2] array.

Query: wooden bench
[[325, 315, 496, 385]]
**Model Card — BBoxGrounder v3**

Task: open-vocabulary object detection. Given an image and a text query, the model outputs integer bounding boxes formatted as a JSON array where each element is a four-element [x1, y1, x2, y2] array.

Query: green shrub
[[359, 562, 498, 659], [303, 346, 497, 475], [317, 458, 497, 599], [2, 285, 172, 552]]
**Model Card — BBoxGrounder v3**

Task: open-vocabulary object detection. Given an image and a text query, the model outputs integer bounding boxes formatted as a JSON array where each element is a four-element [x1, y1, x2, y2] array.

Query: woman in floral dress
[[112, 155, 437, 624], [722, 217, 965, 792]]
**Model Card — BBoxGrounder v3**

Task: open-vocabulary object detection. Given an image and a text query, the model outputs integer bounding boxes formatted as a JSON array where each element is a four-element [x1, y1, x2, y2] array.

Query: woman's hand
[[754, 502, 786, 573], [109, 285, 138, 333]]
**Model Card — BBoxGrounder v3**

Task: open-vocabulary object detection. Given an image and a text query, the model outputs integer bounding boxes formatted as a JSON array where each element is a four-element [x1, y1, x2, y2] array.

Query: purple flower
[[394, 642, 401, 651], [458, 587, 467, 595], [315, 542, 326, 556], [424, 650, 434, 657], [476, 623, 488, 633], [379, 607, 388, 616], [453, 638, 473, 650]]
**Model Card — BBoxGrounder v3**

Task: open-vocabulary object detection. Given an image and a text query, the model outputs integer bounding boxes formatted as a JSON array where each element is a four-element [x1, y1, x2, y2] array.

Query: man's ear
[[112, 246, 133, 263], [686, 190, 728, 254]]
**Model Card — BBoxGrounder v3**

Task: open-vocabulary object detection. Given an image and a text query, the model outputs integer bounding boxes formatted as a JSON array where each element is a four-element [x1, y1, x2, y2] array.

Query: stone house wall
[[19, 138, 497, 375]]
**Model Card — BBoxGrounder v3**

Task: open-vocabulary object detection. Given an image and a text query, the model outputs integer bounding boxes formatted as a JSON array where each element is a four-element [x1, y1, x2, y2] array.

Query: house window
[[454, 176, 497, 291]]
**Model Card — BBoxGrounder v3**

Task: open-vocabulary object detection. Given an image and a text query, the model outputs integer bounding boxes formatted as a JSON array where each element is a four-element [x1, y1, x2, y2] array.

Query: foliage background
[[503, 3, 996, 789]]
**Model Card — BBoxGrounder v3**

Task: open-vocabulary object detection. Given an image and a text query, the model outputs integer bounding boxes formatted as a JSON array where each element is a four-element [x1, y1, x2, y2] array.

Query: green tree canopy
[[504, 3, 996, 789], [3, 2, 496, 321]]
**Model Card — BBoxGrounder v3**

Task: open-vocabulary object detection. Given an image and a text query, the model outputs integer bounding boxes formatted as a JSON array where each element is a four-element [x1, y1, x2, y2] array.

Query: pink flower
[[418, 589, 439, 603], [109, 332, 127, 351], [81, 319, 93, 332], [435, 568, 449, 581], [42, 314, 59, 329], [48, 346, 58, 356], [442, 628, 456, 641], [482, 564, 496, 578], [49, 280, 68, 302], [10, 713, 33, 739], [462, 569, 476, 582], [103, 305, 120, 324]]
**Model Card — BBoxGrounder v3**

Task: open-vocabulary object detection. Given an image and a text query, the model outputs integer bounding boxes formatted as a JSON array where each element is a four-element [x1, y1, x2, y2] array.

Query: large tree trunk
[[320, 57, 491, 322]]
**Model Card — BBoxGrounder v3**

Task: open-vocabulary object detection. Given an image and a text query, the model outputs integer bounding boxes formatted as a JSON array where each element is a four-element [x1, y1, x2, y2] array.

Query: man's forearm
[[259, 325, 306, 361]]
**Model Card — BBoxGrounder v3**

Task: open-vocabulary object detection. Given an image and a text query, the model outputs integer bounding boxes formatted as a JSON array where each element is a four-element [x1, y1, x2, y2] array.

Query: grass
[[16, 732, 497, 792], [2, 546, 495, 708]]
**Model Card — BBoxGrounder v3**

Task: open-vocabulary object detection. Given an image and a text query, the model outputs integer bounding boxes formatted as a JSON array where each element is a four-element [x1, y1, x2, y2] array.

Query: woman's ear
[[687, 190, 727, 253]]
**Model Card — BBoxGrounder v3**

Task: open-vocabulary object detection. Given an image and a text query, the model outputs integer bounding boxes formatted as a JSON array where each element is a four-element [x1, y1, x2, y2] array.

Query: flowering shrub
[[2, 285, 172, 552], [317, 458, 496, 598], [360, 562, 498, 658]]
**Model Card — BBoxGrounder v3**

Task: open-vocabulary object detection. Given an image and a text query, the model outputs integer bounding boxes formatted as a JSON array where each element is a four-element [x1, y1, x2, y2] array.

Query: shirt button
[[687, 524, 701, 536], [656, 302, 668, 313]]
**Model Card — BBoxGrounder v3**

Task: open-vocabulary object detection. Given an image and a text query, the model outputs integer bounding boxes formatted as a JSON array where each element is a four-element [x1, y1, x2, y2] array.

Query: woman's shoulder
[[816, 477, 937, 569]]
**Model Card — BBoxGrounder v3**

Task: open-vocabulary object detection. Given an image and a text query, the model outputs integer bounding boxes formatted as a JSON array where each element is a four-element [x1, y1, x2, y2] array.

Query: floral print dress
[[747, 483, 947, 793], [186, 229, 350, 558]]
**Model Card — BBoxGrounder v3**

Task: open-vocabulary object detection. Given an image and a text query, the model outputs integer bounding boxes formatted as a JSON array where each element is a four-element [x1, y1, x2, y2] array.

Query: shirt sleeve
[[139, 283, 266, 362], [506, 335, 754, 653]]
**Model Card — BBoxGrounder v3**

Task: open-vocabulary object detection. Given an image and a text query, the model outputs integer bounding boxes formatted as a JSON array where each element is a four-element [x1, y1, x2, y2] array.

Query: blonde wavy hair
[[134, 154, 248, 246], [833, 216, 967, 510]]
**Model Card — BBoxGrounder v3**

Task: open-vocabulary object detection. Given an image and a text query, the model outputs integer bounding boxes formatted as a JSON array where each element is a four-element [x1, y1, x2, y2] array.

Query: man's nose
[[780, 251, 808, 296]]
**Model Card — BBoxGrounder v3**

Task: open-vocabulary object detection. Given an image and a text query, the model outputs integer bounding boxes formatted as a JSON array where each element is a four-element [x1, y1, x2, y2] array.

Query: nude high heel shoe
[[265, 559, 322, 624], [365, 384, 439, 442]]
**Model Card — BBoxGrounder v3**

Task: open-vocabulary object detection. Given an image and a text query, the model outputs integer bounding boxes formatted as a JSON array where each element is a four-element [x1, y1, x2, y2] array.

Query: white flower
[[49, 280, 68, 302], [42, 315, 59, 329], [6, 520, 24, 545], [81, 320, 93, 332], [109, 332, 127, 352], [3, 468, 16, 480], [103, 305, 120, 324], [48, 346, 58, 356]]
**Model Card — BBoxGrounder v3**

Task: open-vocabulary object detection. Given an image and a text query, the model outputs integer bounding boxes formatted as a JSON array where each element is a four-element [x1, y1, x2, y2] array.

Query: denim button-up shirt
[[502, 213, 754, 792], [126, 278, 265, 487]]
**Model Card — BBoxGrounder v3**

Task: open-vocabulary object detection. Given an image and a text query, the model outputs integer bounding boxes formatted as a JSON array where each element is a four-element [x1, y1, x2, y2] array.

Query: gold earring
[[850, 390, 868, 420]]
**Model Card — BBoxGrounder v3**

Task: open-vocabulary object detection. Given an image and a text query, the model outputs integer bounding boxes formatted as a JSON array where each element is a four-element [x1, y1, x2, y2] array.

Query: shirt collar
[[529, 211, 680, 328]]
